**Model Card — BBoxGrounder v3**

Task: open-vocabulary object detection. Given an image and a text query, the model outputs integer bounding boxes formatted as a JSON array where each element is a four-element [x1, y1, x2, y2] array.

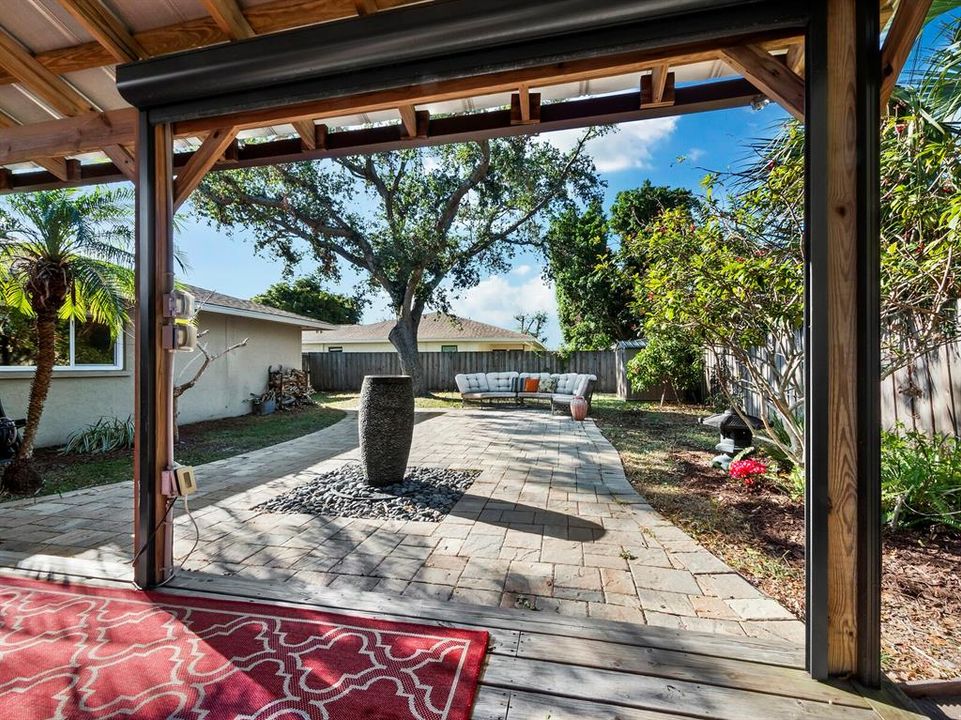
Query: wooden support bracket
[[880, 0, 932, 110], [721, 44, 804, 121], [173, 126, 239, 210]]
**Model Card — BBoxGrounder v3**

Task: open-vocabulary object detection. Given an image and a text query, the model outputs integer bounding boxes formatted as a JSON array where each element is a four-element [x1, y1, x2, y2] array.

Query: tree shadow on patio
[[449, 493, 606, 541]]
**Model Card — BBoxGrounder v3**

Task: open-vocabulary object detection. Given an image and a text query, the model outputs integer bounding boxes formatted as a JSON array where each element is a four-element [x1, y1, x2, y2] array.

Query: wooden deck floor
[[0, 552, 926, 720]]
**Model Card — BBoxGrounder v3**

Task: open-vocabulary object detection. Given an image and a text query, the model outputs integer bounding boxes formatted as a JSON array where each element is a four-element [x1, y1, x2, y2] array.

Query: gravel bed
[[254, 464, 480, 522]]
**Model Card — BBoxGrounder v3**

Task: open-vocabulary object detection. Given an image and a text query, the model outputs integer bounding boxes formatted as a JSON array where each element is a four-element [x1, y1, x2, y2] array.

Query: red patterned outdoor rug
[[0, 575, 488, 720]]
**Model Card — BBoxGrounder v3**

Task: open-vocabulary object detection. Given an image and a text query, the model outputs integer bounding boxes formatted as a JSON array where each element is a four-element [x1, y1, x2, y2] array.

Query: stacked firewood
[[257, 365, 316, 409]]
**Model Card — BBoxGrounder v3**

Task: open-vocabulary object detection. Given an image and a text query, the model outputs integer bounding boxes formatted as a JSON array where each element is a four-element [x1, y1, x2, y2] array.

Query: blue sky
[[176, 13, 956, 349]]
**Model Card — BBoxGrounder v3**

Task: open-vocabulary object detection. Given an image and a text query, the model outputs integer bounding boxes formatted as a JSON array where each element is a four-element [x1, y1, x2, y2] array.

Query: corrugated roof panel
[[0, 84, 57, 124], [110, 0, 209, 32], [62, 67, 127, 111], [2, 0, 92, 53]]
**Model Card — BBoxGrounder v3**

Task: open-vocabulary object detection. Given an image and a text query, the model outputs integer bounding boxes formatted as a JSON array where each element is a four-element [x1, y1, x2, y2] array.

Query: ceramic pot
[[358, 375, 414, 486], [570, 395, 589, 421]]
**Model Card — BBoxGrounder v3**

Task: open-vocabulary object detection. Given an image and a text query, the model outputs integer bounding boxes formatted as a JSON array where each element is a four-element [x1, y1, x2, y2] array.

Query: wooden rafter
[[173, 126, 239, 210], [650, 64, 670, 104], [201, 0, 255, 41], [0, 0, 425, 87], [0, 27, 93, 116], [720, 43, 804, 121], [57, 0, 146, 63], [880, 0, 932, 108]]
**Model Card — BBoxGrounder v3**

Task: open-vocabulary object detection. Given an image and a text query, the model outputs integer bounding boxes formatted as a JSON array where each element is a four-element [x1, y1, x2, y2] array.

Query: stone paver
[[0, 407, 804, 641]]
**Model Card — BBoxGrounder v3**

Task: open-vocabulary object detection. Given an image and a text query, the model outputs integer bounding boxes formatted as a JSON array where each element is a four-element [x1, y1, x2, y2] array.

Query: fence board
[[304, 350, 619, 393]]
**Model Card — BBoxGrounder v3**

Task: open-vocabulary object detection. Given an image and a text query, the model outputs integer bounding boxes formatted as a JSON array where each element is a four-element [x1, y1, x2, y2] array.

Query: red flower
[[729, 458, 767, 490]]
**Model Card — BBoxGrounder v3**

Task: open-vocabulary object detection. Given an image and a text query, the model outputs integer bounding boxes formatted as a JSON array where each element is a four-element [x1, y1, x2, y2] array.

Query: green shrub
[[61, 416, 134, 455], [881, 425, 961, 532]]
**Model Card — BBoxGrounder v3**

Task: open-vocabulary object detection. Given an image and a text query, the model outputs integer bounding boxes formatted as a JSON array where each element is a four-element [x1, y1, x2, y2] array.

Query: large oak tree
[[195, 133, 601, 394]]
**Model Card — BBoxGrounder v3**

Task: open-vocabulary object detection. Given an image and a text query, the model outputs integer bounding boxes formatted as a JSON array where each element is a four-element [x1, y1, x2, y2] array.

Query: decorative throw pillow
[[523, 377, 540, 392], [538, 376, 558, 393]]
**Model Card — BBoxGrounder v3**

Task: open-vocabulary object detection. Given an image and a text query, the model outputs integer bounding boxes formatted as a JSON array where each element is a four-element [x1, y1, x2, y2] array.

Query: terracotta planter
[[570, 395, 589, 421], [358, 375, 414, 487]]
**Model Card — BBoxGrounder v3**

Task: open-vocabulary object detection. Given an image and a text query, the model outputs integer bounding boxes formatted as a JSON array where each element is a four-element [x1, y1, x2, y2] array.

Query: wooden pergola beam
[[0, 108, 136, 165], [173, 38, 800, 135], [0, 112, 73, 180], [172, 126, 239, 210], [2, 78, 760, 194], [880, 0, 932, 108], [58, 0, 147, 62], [720, 43, 805, 120], [201, 0, 255, 41]]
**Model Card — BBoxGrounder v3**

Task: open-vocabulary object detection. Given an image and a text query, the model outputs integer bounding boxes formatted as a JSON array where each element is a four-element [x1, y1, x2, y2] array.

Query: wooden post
[[133, 116, 176, 588], [805, 0, 880, 685]]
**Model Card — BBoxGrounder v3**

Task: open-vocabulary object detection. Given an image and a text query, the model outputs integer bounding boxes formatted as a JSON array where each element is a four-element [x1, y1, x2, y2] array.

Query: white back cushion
[[456, 373, 489, 393], [554, 373, 581, 395], [485, 372, 518, 392]]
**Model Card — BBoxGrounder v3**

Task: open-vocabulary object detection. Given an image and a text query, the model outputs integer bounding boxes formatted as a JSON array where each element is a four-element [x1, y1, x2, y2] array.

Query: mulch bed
[[597, 406, 961, 682]]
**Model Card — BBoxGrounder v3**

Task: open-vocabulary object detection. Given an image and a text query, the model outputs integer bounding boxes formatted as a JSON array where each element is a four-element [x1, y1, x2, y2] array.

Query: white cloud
[[685, 147, 705, 163], [449, 275, 561, 347], [541, 116, 678, 173], [512, 264, 533, 277]]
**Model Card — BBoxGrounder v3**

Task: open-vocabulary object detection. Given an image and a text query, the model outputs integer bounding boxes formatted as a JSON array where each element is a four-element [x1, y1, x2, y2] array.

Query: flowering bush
[[729, 458, 768, 490]]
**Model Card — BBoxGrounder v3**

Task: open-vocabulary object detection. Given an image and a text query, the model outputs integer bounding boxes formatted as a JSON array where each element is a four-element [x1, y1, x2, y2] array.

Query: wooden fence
[[705, 340, 961, 437], [303, 350, 619, 393]]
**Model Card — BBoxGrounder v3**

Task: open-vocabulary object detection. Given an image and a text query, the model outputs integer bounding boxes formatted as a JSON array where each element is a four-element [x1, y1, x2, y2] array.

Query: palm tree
[[0, 189, 133, 492]]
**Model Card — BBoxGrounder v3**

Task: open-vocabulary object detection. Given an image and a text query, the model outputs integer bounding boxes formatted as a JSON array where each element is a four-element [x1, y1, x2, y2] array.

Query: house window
[[328, 347, 343, 353], [441, 345, 458, 353], [0, 313, 123, 371]]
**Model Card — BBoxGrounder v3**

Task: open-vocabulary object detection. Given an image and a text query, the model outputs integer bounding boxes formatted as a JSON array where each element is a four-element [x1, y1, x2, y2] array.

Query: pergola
[[0, 0, 932, 688]]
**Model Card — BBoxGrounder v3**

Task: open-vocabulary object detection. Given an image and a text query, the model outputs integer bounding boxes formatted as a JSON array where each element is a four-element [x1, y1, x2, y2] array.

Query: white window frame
[[328, 346, 343, 353], [441, 345, 458, 353], [0, 318, 124, 373]]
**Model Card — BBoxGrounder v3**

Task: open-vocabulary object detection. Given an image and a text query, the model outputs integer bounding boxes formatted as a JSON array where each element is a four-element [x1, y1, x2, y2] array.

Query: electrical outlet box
[[175, 466, 197, 495]]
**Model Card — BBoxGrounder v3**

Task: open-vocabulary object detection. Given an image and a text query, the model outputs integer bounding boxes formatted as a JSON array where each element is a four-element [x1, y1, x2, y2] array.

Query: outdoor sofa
[[454, 371, 597, 414]]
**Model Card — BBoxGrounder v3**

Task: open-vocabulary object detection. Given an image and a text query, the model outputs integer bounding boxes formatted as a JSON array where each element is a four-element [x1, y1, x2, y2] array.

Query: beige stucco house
[[302, 313, 546, 353], [0, 285, 332, 448]]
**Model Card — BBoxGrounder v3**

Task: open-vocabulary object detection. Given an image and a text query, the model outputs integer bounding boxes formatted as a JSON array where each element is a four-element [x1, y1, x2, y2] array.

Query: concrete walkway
[[0, 408, 803, 644]]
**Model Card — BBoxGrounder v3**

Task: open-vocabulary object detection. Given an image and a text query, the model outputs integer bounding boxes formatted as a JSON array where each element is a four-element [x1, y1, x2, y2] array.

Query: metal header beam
[[116, 0, 808, 122]]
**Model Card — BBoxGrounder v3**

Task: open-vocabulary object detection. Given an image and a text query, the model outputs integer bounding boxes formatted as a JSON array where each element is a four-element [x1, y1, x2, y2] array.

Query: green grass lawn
[[12, 404, 346, 500]]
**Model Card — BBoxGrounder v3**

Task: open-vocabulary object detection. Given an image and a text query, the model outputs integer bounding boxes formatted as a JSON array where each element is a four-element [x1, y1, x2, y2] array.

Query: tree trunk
[[17, 313, 58, 460], [389, 314, 426, 396]]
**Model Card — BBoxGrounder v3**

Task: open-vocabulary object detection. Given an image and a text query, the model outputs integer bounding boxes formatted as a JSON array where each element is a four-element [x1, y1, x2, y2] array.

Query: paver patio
[[0, 408, 803, 644]]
